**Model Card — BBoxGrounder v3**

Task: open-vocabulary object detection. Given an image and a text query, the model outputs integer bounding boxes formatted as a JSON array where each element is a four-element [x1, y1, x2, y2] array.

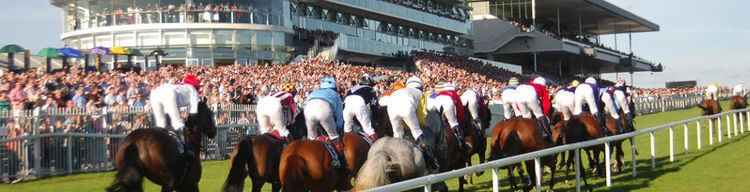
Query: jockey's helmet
[[320, 76, 337, 90], [568, 80, 580, 89], [508, 77, 519, 86], [584, 77, 597, 85], [359, 74, 375, 86], [436, 81, 457, 91], [183, 74, 200, 90], [282, 83, 296, 94], [532, 77, 547, 86], [406, 76, 423, 89], [615, 78, 626, 87]]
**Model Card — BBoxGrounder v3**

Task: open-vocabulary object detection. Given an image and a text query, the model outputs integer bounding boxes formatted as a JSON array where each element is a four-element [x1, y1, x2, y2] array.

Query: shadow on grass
[[451, 133, 748, 192]]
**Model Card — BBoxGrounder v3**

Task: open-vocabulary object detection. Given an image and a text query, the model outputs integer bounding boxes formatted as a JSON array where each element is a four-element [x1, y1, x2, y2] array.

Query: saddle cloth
[[315, 136, 344, 169]]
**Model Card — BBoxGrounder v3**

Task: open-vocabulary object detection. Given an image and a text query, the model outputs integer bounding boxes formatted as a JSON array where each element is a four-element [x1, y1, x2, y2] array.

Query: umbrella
[[109, 47, 130, 55], [58, 48, 83, 70], [149, 48, 168, 70], [37, 47, 60, 72], [89, 47, 109, 71], [1, 44, 25, 70]]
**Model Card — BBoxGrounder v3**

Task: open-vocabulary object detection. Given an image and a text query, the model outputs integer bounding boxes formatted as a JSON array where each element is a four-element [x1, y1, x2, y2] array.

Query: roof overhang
[[535, 0, 659, 34]]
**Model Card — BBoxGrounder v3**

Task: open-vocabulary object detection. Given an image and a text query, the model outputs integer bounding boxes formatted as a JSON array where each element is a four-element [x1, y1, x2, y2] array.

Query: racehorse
[[699, 99, 722, 133], [730, 95, 748, 120], [556, 112, 605, 192], [107, 101, 217, 192], [462, 96, 492, 176], [352, 137, 430, 191], [342, 132, 372, 179], [279, 140, 352, 192], [489, 117, 562, 192], [604, 112, 635, 173], [222, 109, 307, 192]]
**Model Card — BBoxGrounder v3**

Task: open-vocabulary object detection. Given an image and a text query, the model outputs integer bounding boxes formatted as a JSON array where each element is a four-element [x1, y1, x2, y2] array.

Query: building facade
[[52, 0, 473, 67]]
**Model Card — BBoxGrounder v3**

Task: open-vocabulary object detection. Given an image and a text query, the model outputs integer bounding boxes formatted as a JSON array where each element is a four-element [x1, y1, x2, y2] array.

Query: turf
[[2, 100, 748, 192]]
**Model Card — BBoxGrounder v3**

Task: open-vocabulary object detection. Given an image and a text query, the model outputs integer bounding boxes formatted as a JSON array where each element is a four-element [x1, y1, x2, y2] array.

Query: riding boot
[[536, 116, 551, 142], [595, 113, 608, 135], [615, 118, 625, 134], [452, 125, 469, 150], [416, 135, 440, 171], [331, 138, 351, 176], [170, 129, 192, 158]]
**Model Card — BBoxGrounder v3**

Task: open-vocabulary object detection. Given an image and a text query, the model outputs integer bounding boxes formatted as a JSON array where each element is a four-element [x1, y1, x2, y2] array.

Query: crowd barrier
[[364, 108, 750, 192], [633, 90, 731, 115], [0, 105, 257, 183]]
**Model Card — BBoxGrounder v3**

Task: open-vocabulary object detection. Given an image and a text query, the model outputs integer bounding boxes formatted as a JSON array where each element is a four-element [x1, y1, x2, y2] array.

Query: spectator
[[71, 88, 87, 108]]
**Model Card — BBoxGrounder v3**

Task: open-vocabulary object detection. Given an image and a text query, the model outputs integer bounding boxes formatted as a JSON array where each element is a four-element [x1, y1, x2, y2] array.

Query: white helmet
[[436, 81, 457, 91], [406, 76, 423, 89], [532, 77, 546, 86], [584, 77, 597, 84]]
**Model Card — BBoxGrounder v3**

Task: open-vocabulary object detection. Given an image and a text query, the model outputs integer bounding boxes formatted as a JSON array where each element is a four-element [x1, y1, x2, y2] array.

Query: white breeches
[[574, 85, 599, 115], [554, 90, 575, 121], [304, 99, 339, 140], [461, 91, 480, 121], [256, 97, 290, 137], [343, 95, 375, 136], [516, 85, 543, 118], [733, 87, 745, 96], [386, 96, 423, 139], [150, 85, 185, 130], [501, 89, 520, 120], [431, 95, 460, 128], [614, 90, 631, 114], [601, 92, 620, 119], [706, 86, 719, 100]]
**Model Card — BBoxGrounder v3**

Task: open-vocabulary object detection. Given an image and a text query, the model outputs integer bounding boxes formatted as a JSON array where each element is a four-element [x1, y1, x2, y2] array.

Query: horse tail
[[106, 143, 142, 192], [280, 152, 306, 191], [222, 137, 253, 192], [502, 130, 522, 158], [353, 152, 393, 191]]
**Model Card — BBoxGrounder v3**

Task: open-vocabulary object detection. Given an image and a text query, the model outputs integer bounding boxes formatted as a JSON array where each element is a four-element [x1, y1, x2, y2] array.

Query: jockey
[[461, 86, 486, 128], [574, 77, 607, 133], [386, 76, 439, 169], [149, 74, 201, 153], [434, 81, 469, 149], [344, 74, 379, 142], [614, 78, 635, 122], [378, 82, 404, 107], [733, 83, 746, 97], [304, 76, 348, 172], [501, 77, 520, 120], [601, 86, 626, 134], [256, 83, 297, 143], [516, 77, 552, 140], [705, 83, 720, 100], [554, 80, 579, 121]]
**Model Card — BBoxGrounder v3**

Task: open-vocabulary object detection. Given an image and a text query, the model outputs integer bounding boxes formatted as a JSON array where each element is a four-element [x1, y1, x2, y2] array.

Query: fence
[[0, 105, 257, 183], [364, 108, 750, 192], [633, 90, 732, 115]]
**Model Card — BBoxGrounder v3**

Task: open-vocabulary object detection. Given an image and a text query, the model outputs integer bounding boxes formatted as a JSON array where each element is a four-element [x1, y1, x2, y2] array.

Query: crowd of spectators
[[380, 0, 470, 21]]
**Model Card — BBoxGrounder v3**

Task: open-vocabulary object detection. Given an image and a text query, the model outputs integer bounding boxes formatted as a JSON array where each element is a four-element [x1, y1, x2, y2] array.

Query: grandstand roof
[[535, 0, 659, 35]]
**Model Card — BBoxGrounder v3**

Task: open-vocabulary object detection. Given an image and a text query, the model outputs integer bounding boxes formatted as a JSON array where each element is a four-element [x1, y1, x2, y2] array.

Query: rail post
[[424, 183, 431, 192], [492, 168, 500, 192], [631, 136, 637, 177], [650, 131, 656, 169], [746, 111, 750, 131], [575, 148, 581, 192], [67, 134, 73, 174], [669, 126, 674, 162], [534, 157, 541, 192], [682, 123, 690, 155], [718, 116, 723, 142], [709, 118, 714, 145], [733, 113, 739, 136], [726, 114, 732, 138], [740, 112, 745, 134], [605, 142, 611, 187]]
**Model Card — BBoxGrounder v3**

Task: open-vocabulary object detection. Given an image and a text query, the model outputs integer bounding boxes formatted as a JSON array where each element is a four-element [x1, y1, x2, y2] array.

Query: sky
[[0, 0, 748, 88]]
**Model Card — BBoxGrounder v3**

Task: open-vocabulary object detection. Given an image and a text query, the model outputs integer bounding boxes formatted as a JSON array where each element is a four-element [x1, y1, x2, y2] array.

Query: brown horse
[[343, 132, 372, 179], [699, 99, 723, 133], [604, 112, 636, 173], [463, 98, 492, 176], [489, 117, 561, 192], [730, 95, 748, 123], [279, 140, 352, 192], [222, 109, 307, 192], [107, 101, 217, 192], [556, 113, 605, 191]]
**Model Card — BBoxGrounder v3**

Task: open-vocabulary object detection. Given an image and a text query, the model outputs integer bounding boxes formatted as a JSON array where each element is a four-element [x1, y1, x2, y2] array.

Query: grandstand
[[469, 0, 661, 82]]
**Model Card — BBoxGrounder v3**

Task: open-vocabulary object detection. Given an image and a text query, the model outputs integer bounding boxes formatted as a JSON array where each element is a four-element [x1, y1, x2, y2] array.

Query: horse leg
[[507, 165, 518, 191], [161, 187, 171, 192], [476, 134, 487, 176], [585, 149, 597, 174], [271, 182, 281, 192], [458, 175, 467, 192], [546, 156, 557, 192], [251, 178, 265, 192], [577, 149, 593, 192], [523, 160, 536, 192]]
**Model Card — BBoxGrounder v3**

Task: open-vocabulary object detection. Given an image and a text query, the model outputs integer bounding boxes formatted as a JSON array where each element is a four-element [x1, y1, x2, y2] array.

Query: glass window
[[214, 30, 234, 46], [190, 30, 211, 47], [81, 37, 94, 49], [236, 30, 255, 47], [95, 34, 113, 47], [163, 31, 186, 47], [138, 32, 160, 47], [254, 31, 272, 45], [272, 32, 285, 45], [115, 33, 135, 47]]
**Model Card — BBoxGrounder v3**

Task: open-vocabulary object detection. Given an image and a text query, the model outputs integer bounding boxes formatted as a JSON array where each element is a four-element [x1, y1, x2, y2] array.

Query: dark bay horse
[[222, 110, 307, 192], [489, 117, 561, 192], [604, 112, 636, 173], [279, 140, 352, 192], [463, 98, 492, 176], [556, 113, 605, 191], [730, 95, 748, 122], [699, 99, 723, 133], [107, 101, 217, 192]]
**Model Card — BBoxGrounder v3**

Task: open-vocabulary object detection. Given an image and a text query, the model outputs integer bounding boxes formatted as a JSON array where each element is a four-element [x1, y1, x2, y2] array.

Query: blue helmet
[[320, 76, 338, 89]]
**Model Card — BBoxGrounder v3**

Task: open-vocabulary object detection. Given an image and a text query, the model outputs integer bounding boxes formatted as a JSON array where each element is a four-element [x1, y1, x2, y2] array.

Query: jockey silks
[[307, 88, 344, 130], [347, 85, 378, 106], [271, 91, 296, 116], [525, 82, 551, 116], [150, 83, 200, 130], [437, 90, 465, 123]]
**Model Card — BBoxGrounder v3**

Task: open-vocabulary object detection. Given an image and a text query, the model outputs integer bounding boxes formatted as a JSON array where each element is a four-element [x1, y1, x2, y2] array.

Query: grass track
[[2, 100, 749, 191]]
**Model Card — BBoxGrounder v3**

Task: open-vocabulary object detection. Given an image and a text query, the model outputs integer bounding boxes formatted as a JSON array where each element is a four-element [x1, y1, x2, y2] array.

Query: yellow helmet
[[282, 83, 296, 93], [392, 82, 405, 90], [568, 80, 580, 89]]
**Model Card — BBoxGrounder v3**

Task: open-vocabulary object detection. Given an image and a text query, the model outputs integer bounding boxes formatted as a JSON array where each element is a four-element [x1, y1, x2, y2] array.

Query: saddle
[[355, 132, 374, 146], [167, 131, 189, 157], [315, 136, 345, 169]]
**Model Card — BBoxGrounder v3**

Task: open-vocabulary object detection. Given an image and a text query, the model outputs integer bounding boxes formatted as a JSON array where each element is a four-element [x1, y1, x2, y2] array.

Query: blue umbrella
[[58, 48, 84, 58]]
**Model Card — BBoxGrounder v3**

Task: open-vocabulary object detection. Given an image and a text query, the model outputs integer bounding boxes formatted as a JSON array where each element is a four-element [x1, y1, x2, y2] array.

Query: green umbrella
[[1, 44, 25, 71], [37, 47, 60, 72]]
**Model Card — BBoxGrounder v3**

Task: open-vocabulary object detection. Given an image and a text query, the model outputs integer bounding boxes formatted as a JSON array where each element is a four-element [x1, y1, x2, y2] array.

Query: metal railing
[[633, 90, 732, 115], [364, 108, 750, 192], [0, 105, 257, 183]]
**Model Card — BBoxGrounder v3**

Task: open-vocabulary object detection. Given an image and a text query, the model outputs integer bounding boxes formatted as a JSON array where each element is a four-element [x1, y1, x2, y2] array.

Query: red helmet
[[183, 74, 201, 90]]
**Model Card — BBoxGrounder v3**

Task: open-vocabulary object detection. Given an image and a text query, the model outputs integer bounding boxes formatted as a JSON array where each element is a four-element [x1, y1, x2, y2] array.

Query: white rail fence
[[364, 108, 750, 192], [633, 90, 732, 115]]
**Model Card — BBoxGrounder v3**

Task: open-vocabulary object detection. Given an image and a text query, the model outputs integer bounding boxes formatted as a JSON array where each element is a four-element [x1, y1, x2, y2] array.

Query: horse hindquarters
[[353, 152, 392, 191], [223, 137, 253, 192], [107, 143, 144, 192]]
